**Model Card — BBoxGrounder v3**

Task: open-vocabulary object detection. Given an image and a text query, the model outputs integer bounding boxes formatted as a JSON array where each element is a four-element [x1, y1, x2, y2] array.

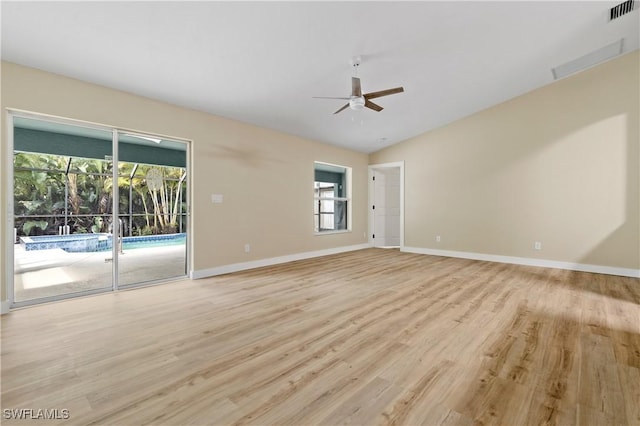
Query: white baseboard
[[192, 243, 370, 279], [1, 300, 10, 315], [402, 246, 640, 278]]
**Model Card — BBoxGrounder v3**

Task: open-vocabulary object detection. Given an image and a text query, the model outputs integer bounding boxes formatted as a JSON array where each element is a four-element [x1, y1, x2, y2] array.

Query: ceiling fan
[[313, 57, 404, 115]]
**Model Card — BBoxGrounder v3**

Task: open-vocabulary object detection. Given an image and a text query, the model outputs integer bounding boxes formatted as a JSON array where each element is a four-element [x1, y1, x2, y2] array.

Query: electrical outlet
[[244, 244, 251, 253], [436, 235, 441, 243], [534, 241, 542, 250]]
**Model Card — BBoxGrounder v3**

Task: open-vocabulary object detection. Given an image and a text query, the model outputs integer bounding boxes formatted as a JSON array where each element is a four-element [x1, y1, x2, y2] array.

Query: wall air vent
[[610, 0, 635, 20]]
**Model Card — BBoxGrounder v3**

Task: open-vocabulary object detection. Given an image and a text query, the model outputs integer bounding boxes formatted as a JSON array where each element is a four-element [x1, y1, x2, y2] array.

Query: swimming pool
[[20, 233, 186, 253], [116, 234, 186, 251]]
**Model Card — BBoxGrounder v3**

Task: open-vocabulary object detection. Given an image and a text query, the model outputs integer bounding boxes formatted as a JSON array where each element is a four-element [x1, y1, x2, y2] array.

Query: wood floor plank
[[1, 248, 638, 425], [616, 363, 640, 425], [577, 332, 627, 423]]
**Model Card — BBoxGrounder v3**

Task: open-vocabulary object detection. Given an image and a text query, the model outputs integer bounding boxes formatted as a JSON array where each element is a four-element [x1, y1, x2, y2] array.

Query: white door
[[373, 168, 401, 247]]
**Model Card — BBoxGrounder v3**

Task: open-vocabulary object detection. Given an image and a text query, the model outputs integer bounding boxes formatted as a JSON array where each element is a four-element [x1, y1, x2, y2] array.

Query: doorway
[[8, 112, 189, 307], [369, 162, 404, 249]]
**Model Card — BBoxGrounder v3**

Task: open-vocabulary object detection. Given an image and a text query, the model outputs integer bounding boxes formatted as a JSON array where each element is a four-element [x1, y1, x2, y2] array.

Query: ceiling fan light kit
[[349, 96, 365, 110]]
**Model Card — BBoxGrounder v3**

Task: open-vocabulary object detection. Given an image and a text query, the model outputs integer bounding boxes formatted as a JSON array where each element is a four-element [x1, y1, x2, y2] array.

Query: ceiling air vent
[[552, 39, 624, 80], [610, 0, 635, 20]]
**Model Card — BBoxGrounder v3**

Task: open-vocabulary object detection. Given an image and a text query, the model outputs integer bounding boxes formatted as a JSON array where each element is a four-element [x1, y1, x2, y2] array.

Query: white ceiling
[[2, 1, 638, 154]]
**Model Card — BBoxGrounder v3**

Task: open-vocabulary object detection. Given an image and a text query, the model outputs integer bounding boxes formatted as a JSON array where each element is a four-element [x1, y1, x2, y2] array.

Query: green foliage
[[139, 226, 157, 236], [90, 217, 106, 234], [23, 220, 48, 236], [18, 199, 46, 213], [13, 152, 187, 237]]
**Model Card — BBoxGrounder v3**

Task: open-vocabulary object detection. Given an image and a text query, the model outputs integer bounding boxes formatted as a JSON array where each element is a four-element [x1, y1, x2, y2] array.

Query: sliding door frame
[[6, 109, 191, 309]]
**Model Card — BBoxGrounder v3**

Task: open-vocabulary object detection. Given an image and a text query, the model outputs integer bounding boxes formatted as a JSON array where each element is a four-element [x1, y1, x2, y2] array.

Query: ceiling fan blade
[[365, 99, 384, 112], [364, 87, 404, 100], [333, 104, 350, 114], [352, 77, 362, 97], [312, 96, 351, 100]]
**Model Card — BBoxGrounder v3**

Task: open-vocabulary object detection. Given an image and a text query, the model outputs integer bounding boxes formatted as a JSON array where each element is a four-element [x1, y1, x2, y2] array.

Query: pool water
[[121, 234, 186, 250], [20, 233, 186, 253]]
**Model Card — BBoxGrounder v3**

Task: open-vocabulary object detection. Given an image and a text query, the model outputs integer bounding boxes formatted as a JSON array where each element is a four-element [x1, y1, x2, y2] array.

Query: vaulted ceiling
[[2, 1, 638, 153]]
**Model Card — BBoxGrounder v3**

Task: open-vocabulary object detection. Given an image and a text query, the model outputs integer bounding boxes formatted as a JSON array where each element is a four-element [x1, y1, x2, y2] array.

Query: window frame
[[313, 161, 352, 235]]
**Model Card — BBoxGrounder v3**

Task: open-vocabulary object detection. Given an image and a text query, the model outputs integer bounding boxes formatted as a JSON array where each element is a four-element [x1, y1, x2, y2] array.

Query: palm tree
[[144, 166, 185, 234]]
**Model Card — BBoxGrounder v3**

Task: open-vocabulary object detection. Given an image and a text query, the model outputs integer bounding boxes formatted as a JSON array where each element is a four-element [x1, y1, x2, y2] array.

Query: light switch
[[211, 194, 223, 203]]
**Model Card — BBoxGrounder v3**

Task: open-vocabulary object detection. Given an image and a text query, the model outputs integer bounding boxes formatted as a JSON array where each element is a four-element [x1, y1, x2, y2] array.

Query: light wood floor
[[1, 248, 639, 425]]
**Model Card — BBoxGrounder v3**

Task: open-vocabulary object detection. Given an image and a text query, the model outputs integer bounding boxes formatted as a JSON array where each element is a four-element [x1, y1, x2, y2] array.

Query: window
[[314, 162, 351, 233]]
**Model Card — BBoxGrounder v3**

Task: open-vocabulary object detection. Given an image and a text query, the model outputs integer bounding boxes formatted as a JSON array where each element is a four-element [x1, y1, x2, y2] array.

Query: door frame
[[368, 161, 404, 249], [5, 109, 192, 309]]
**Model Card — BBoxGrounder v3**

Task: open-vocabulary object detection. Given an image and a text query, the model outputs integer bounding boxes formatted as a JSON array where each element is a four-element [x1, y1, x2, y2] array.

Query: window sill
[[314, 230, 351, 236]]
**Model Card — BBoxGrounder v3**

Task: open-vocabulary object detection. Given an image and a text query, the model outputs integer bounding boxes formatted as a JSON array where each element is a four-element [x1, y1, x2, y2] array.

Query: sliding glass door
[[116, 132, 188, 287], [10, 113, 188, 307], [12, 117, 115, 303]]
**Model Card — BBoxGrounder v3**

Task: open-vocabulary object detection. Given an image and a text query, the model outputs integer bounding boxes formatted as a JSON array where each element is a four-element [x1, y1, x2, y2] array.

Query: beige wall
[[2, 50, 638, 305], [371, 51, 639, 270], [1, 62, 369, 302]]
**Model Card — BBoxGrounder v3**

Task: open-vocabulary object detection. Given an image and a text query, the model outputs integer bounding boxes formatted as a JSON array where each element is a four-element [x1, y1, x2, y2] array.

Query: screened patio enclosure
[[14, 155, 187, 240], [11, 115, 189, 306], [14, 117, 187, 239]]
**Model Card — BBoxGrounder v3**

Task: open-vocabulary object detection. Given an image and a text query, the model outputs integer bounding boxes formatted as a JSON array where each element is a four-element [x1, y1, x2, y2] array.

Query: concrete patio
[[13, 243, 186, 303]]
